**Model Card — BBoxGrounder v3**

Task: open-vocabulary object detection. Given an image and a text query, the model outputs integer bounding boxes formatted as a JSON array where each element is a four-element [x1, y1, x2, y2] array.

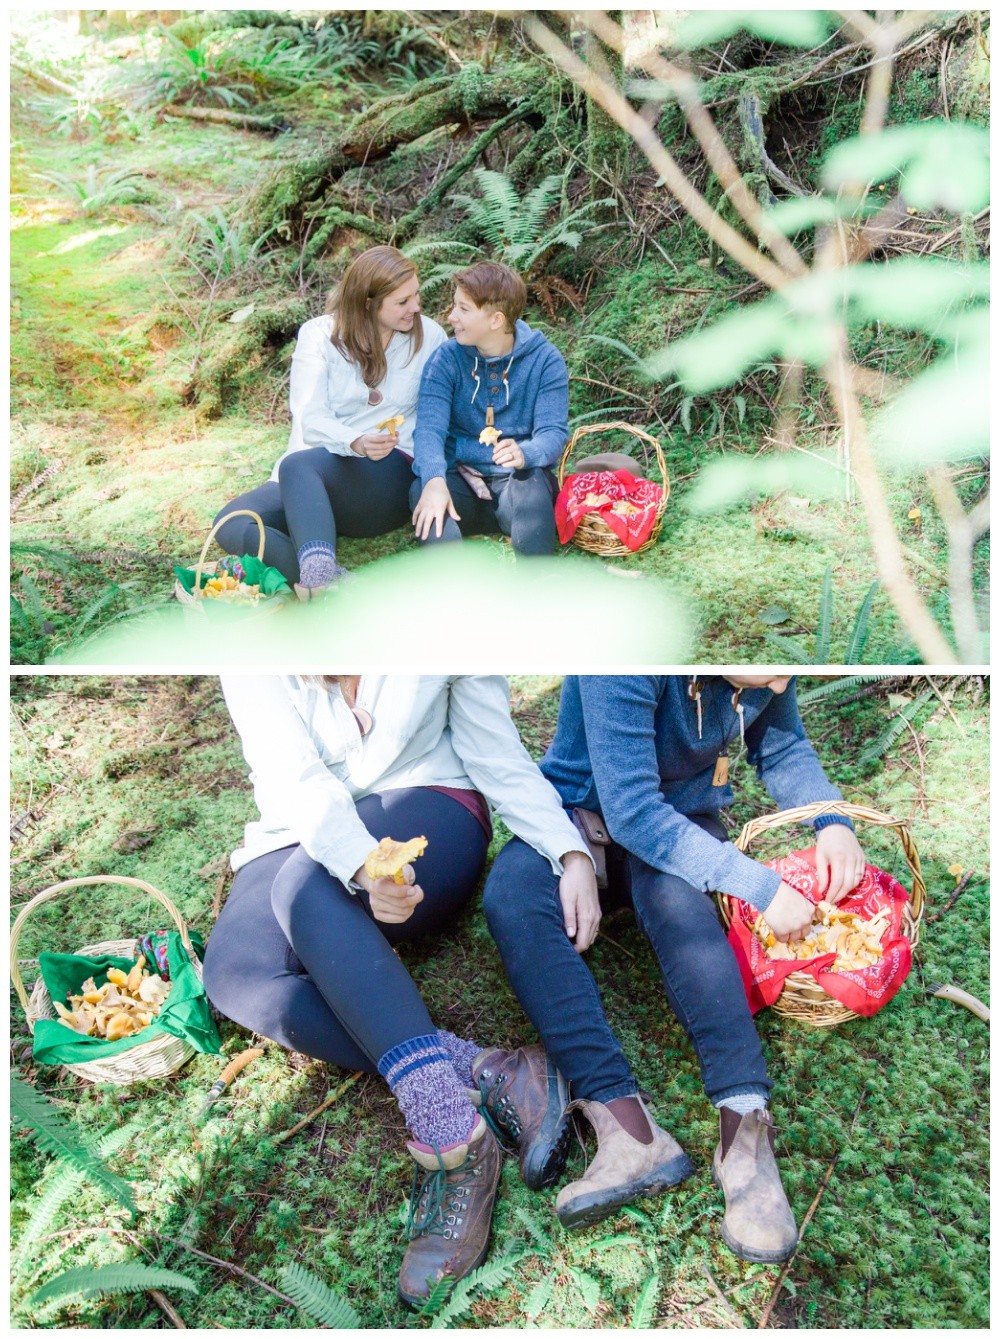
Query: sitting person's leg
[[494, 468, 559, 555], [212, 481, 299, 584], [279, 447, 414, 587], [483, 837, 692, 1225], [626, 814, 797, 1263], [408, 469, 494, 545]]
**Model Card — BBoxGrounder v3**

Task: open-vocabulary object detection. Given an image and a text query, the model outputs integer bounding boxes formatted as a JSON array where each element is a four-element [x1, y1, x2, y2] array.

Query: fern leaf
[[468, 168, 522, 248], [10, 1077, 136, 1216], [858, 689, 936, 766], [415, 1274, 456, 1319], [568, 1266, 602, 1314], [579, 333, 648, 369], [31, 1264, 197, 1307], [11, 1125, 133, 1282], [523, 1271, 557, 1320], [431, 1250, 525, 1327], [797, 673, 887, 706], [814, 565, 834, 662], [764, 632, 817, 663], [519, 174, 563, 246], [632, 1271, 660, 1328], [279, 1262, 361, 1328], [845, 580, 880, 663], [512, 1205, 553, 1252]]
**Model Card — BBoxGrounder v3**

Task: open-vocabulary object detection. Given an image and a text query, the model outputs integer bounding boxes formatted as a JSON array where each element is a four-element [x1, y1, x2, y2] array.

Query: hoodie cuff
[[812, 814, 855, 832], [709, 843, 783, 912]]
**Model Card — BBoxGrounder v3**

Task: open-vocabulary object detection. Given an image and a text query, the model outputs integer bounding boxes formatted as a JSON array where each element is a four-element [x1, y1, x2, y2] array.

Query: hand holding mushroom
[[356, 836, 428, 924]]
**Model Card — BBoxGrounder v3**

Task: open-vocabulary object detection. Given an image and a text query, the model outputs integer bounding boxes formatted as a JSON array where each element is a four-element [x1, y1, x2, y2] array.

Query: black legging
[[202, 788, 489, 1071], [213, 481, 299, 585], [407, 467, 559, 555], [278, 447, 415, 558]]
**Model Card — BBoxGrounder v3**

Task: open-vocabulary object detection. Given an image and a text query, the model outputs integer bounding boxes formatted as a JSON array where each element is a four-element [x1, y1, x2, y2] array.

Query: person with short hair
[[213, 246, 446, 596], [410, 261, 568, 555]]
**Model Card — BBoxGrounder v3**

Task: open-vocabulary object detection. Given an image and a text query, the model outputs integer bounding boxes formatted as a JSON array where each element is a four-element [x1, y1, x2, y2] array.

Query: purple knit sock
[[436, 1029, 482, 1087], [378, 1034, 478, 1148], [297, 541, 346, 588]]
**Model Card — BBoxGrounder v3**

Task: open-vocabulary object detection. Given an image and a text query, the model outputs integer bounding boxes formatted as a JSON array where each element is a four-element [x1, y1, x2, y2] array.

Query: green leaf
[[762, 195, 876, 235], [822, 123, 989, 214], [279, 1262, 361, 1328], [523, 1271, 557, 1320], [676, 9, 831, 48], [759, 605, 792, 625], [646, 301, 787, 390], [843, 259, 989, 330], [633, 1271, 660, 1328], [31, 1264, 197, 1306], [872, 340, 989, 468], [845, 583, 880, 664], [569, 1266, 602, 1314], [765, 631, 818, 663], [10, 1077, 136, 1216], [684, 454, 843, 513]]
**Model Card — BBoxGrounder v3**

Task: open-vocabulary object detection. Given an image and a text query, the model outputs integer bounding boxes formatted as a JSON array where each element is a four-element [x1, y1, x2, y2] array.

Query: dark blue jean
[[482, 814, 771, 1105], [203, 788, 489, 1071], [408, 467, 558, 555]]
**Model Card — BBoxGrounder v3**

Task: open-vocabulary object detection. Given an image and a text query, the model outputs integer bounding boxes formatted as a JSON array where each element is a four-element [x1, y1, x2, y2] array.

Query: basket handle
[[732, 801, 925, 932], [9, 876, 197, 1012], [557, 420, 669, 493], [193, 509, 266, 600]]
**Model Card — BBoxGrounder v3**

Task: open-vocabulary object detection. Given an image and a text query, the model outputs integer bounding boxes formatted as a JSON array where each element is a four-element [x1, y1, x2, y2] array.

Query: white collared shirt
[[222, 675, 591, 886]]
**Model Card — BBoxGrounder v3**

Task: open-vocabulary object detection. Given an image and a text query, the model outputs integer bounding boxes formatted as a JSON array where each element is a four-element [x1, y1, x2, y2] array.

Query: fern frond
[[845, 580, 880, 663], [578, 333, 648, 370], [814, 565, 834, 662], [858, 688, 936, 766], [764, 632, 817, 663], [519, 174, 563, 246], [31, 1263, 197, 1307], [10, 1077, 136, 1216], [415, 1274, 456, 1319], [523, 1271, 557, 1320], [11, 1125, 134, 1282], [402, 239, 480, 259], [632, 1271, 660, 1328], [279, 1262, 361, 1328], [466, 168, 523, 248], [797, 674, 887, 706], [431, 1250, 526, 1327], [512, 1204, 552, 1252]]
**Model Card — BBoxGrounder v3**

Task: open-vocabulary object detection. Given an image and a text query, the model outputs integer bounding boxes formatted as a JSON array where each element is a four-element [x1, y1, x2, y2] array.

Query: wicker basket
[[718, 802, 926, 1027], [557, 421, 670, 557], [174, 509, 281, 608], [10, 876, 203, 1084]]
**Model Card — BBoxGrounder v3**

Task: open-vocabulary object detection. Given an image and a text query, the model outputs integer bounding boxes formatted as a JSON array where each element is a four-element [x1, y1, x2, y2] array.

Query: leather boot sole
[[396, 1228, 492, 1310], [521, 1067, 573, 1191], [557, 1149, 695, 1230], [711, 1164, 799, 1264]]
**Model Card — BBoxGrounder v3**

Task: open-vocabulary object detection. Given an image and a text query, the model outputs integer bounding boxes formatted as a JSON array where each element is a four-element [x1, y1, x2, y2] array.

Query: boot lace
[[406, 1142, 483, 1242], [475, 1069, 521, 1150]]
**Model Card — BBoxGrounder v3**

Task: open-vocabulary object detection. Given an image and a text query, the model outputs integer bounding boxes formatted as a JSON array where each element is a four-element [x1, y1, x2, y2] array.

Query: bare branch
[[926, 470, 989, 662]]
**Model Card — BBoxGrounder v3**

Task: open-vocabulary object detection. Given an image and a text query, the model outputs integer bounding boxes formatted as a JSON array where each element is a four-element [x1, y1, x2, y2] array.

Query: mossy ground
[[9, 675, 989, 1328], [10, 18, 988, 665]]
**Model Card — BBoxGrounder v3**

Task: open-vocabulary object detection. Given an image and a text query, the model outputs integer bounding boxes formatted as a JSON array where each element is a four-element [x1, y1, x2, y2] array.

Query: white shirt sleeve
[[222, 676, 378, 887], [292, 323, 359, 457], [445, 676, 593, 875]]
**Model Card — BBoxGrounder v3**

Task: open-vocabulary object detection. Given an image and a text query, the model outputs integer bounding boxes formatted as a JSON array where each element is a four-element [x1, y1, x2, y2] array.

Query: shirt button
[[489, 372, 498, 380], [489, 387, 497, 395]]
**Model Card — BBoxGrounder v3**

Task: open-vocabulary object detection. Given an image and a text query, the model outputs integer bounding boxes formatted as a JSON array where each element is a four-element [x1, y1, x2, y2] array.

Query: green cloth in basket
[[173, 555, 291, 597], [32, 931, 222, 1065]]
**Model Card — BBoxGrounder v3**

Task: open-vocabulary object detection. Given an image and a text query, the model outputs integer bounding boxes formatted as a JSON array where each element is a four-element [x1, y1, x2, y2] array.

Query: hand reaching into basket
[[815, 824, 867, 904], [761, 880, 819, 943]]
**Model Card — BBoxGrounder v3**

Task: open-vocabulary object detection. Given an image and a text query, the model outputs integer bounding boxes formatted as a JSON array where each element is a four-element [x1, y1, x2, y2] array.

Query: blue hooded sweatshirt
[[540, 676, 853, 912], [412, 320, 569, 483]]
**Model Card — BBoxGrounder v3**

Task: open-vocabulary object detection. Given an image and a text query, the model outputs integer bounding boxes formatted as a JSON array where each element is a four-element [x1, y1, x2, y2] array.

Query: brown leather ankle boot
[[398, 1116, 502, 1307], [470, 1044, 572, 1190], [712, 1108, 798, 1263], [555, 1096, 694, 1230]]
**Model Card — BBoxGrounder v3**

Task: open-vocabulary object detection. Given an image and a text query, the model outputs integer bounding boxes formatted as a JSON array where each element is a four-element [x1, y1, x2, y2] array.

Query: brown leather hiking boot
[[470, 1045, 572, 1191], [397, 1116, 502, 1307], [712, 1108, 798, 1263], [555, 1096, 694, 1229]]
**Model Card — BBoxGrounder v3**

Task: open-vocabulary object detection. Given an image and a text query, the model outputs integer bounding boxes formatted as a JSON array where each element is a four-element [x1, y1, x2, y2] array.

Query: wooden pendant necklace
[[689, 678, 744, 786]]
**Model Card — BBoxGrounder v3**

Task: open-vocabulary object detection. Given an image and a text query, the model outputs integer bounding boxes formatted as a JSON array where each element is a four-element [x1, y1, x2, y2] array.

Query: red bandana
[[726, 846, 913, 1017], [555, 470, 663, 551]]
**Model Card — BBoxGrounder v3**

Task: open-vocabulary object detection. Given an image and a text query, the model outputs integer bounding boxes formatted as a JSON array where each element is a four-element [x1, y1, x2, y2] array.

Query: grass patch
[[9, 674, 989, 1328]]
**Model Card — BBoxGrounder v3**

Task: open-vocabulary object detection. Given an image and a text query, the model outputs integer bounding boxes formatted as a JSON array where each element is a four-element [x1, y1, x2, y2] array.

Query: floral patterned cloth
[[555, 469, 663, 551], [726, 845, 913, 1016]]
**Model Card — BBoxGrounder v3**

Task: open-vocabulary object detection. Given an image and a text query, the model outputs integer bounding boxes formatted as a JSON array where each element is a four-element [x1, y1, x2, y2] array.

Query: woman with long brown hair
[[203, 674, 598, 1304], [212, 246, 445, 595]]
